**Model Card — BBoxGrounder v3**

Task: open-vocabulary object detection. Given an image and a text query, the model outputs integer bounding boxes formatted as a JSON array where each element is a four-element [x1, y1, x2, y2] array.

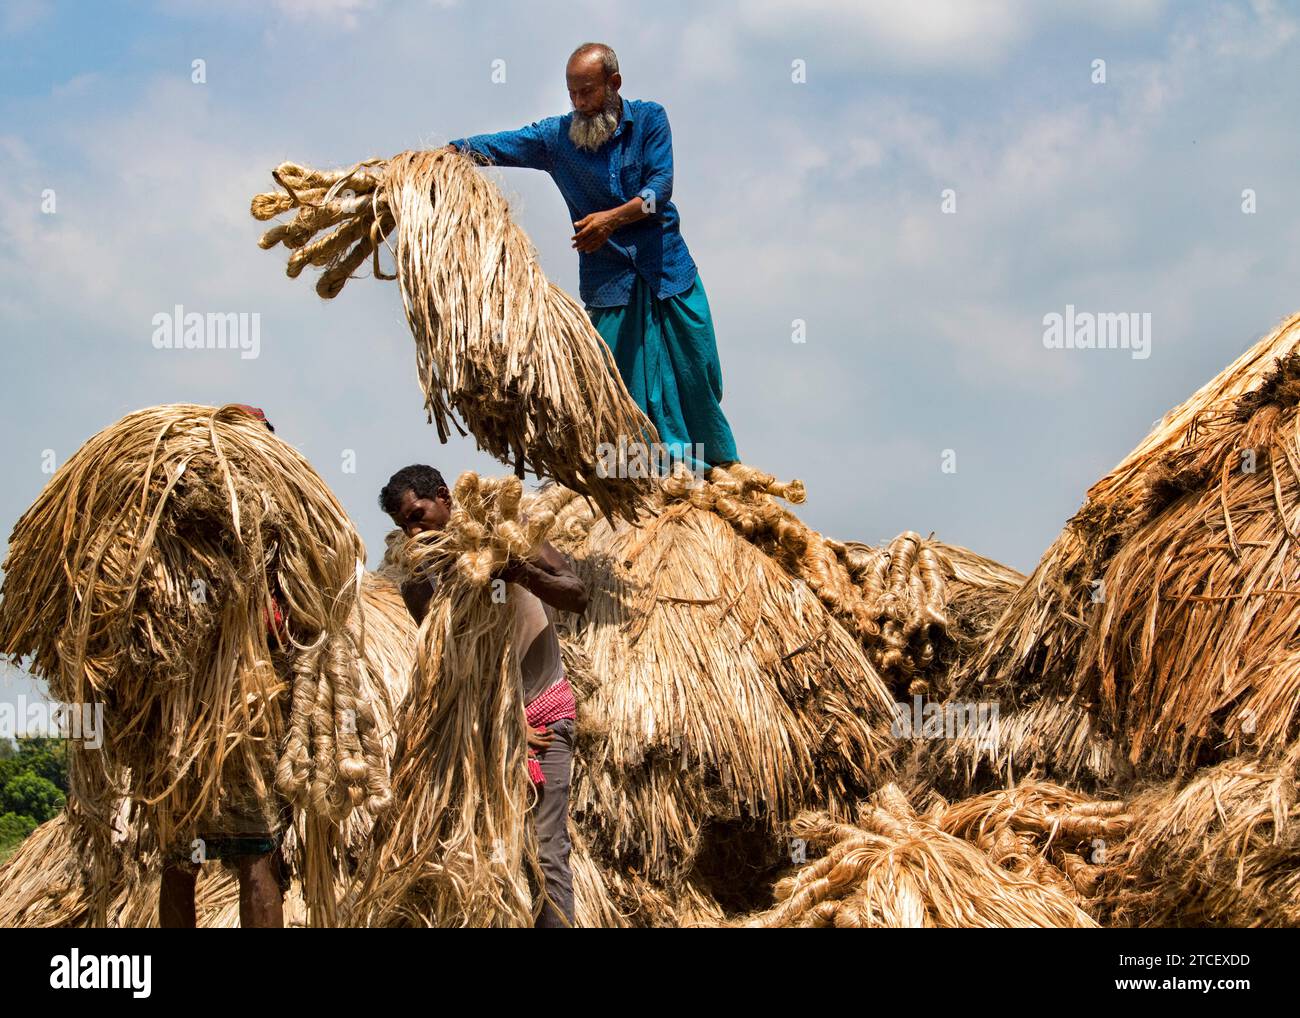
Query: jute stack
[[741, 783, 1100, 928], [1098, 748, 1300, 927], [656, 465, 1022, 694], [250, 150, 656, 522], [945, 313, 1300, 789], [533, 468, 898, 920], [0, 405, 389, 925]]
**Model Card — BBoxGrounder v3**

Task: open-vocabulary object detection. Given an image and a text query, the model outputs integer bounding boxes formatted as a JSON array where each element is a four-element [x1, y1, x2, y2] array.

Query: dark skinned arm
[[399, 576, 435, 624], [496, 541, 589, 615], [572, 196, 654, 253]]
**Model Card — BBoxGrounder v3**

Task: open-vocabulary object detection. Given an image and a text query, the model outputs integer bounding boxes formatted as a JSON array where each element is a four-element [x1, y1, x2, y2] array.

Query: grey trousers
[[532, 716, 575, 928]]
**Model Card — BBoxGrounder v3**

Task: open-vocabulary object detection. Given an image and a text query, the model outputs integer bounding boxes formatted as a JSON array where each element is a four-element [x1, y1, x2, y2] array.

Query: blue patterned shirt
[[449, 99, 697, 308]]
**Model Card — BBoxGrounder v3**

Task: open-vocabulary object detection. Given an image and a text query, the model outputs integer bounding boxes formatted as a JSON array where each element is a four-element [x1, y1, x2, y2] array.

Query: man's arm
[[572, 196, 652, 253], [399, 576, 435, 624], [447, 119, 554, 171], [498, 541, 589, 615], [637, 104, 675, 209], [571, 104, 674, 253]]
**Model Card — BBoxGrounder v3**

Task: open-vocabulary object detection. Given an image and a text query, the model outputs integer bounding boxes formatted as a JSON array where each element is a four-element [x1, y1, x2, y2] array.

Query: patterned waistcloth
[[525, 677, 576, 785]]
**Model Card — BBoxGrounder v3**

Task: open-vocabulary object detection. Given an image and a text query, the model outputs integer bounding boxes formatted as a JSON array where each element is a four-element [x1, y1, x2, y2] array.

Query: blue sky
[[3, 0, 1300, 712]]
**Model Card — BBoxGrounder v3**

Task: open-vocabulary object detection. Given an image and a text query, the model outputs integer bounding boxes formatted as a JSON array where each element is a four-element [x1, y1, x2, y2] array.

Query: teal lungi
[[587, 273, 738, 468]]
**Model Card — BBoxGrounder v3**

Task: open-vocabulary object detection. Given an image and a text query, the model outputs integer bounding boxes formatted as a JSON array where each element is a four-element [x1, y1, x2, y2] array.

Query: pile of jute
[[741, 781, 1119, 928], [939, 312, 1300, 790], [523, 466, 902, 922]]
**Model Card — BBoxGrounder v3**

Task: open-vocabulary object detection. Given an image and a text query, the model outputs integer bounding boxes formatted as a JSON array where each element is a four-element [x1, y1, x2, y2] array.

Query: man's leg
[[159, 861, 199, 928], [532, 718, 575, 928], [589, 283, 695, 467], [658, 275, 738, 467], [236, 851, 285, 929]]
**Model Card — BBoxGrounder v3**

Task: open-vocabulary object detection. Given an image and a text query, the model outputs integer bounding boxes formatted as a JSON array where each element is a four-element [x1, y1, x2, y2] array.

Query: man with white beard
[[447, 42, 738, 473]]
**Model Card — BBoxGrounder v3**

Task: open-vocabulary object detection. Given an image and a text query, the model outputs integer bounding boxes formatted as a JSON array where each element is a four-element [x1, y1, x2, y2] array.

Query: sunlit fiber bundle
[[250, 150, 656, 522], [0, 404, 388, 925]]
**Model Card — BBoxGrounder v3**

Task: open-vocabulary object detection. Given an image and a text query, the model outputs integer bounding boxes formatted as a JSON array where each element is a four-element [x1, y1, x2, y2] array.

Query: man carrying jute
[[447, 42, 738, 472], [159, 404, 289, 929], [380, 464, 588, 927]]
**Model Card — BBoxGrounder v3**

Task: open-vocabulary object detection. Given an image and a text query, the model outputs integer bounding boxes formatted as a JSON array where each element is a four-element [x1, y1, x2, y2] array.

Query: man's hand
[[492, 556, 529, 584], [527, 725, 555, 751], [572, 210, 619, 253]]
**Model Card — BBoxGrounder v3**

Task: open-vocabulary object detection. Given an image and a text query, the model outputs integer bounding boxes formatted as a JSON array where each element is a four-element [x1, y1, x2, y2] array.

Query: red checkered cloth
[[524, 677, 576, 785]]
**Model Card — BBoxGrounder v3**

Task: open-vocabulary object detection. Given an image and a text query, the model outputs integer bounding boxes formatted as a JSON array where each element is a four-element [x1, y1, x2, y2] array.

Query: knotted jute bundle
[[0, 405, 389, 925], [250, 150, 656, 522], [358, 472, 553, 926]]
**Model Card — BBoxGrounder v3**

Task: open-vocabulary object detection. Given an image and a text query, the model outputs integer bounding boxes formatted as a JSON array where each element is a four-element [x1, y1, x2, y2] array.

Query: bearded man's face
[[567, 58, 621, 152], [569, 90, 621, 151]]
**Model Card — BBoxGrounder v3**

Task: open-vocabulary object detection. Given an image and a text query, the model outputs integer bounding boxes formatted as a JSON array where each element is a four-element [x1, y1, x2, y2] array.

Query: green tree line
[[0, 737, 69, 862]]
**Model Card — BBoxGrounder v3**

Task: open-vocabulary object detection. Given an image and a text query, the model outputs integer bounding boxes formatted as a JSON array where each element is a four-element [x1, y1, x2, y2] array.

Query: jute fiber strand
[[351, 573, 416, 767], [533, 469, 897, 908], [358, 472, 551, 927], [0, 405, 389, 925], [0, 812, 320, 928], [742, 783, 1099, 928], [0, 815, 86, 928], [955, 316, 1300, 786], [664, 464, 1023, 694], [331, 573, 416, 862], [934, 780, 1130, 908], [250, 150, 657, 522], [1098, 748, 1300, 927]]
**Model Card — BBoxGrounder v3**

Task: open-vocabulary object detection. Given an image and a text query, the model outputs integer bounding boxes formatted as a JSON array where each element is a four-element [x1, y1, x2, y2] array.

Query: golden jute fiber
[[0, 404, 388, 925], [251, 150, 657, 522], [742, 783, 1100, 928], [358, 472, 550, 927], [534, 469, 897, 905], [953, 314, 1300, 786]]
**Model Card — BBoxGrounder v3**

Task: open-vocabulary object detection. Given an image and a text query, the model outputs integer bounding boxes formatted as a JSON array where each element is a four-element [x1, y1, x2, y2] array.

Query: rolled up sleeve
[[637, 105, 674, 210], [449, 119, 554, 171]]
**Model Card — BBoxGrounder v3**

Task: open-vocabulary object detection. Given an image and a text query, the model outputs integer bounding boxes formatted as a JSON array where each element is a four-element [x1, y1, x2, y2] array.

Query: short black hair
[[379, 464, 448, 516]]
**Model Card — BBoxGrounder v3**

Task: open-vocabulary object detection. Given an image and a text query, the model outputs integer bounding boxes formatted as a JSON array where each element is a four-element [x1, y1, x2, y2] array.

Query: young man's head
[[567, 42, 621, 152], [379, 464, 451, 537]]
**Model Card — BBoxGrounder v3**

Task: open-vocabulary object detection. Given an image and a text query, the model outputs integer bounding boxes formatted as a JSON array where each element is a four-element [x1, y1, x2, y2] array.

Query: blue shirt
[[449, 99, 697, 308]]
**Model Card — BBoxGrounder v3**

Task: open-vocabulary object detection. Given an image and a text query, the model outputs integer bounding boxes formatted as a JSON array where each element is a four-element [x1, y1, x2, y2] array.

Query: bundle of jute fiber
[[533, 474, 897, 917], [934, 780, 1130, 907], [352, 572, 417, 763], [656, 465, 1022, 693], [0, 815, 88, 928], [0, 577, 410, 930], [741, 784, 1098, 928], [927, 693, 1123, 798], [357, 472, 551, 927], [0, 404, 389, 925], [250, 150, 656, 522], [834, 533, 1024, 696], [1097, 748, 1300, 927], [1, 576, 414, 931], [326, 572, 416, 864], [954, 315, 1300, 788]]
